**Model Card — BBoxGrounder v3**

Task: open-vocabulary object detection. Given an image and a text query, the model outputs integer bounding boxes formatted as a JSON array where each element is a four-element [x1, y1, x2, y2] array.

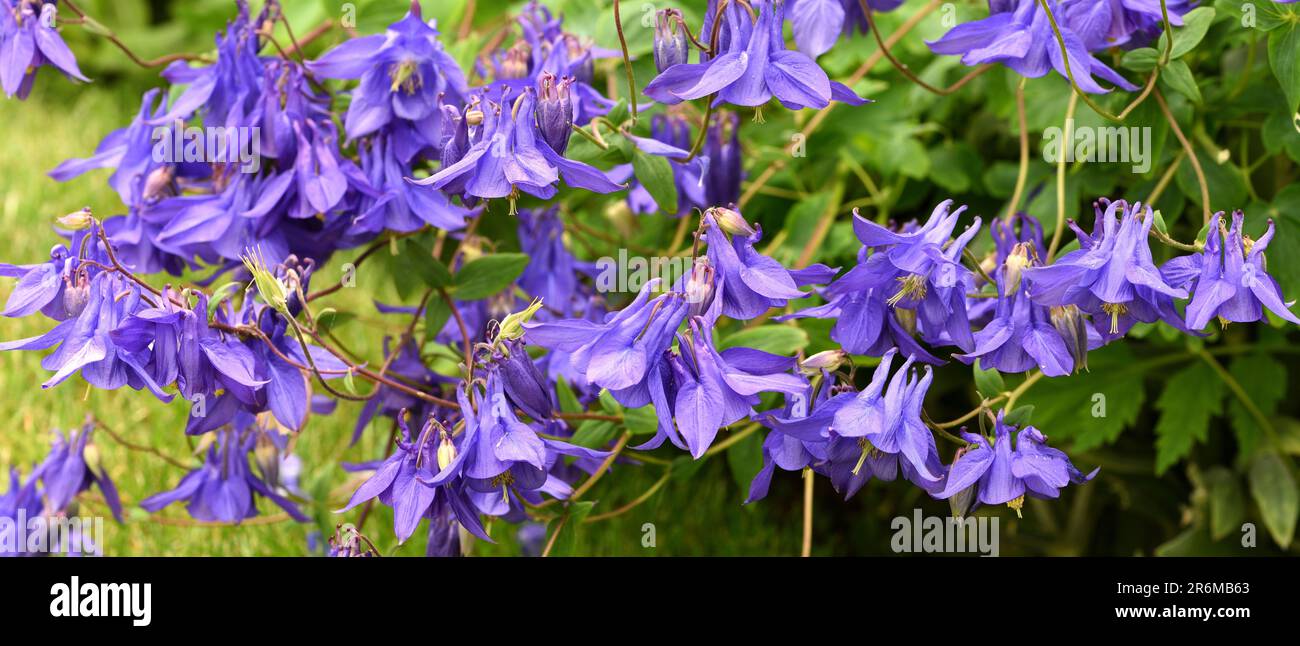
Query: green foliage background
[[1, 0, 1299, 555]]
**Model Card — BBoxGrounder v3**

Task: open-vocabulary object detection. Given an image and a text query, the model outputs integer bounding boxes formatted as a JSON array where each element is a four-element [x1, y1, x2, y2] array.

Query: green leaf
[[1019, 343, 1146, 451], [631, 149, 678, 214], [1226, 354, 1287, 456], [1121, 47, 1159, 72], [452, 253, 529, 300], [1002, 405, 1035, 429], [718, 326, 809, 356], [973, 360, 1007, 398], [403, 236, 453, 289], [598, 389, 624, 415], [1204, 467, 1246, 541], [1154, 361, 1226, 474], [569, 420, 619, 449], [555, 377, 582, 415], [1158, 6, 1216, 59], [1268, 23, 1300, 115], [1248, 450, 1298, 548], [624, 404, 660, 436], [1159, 59, 1202, 104]]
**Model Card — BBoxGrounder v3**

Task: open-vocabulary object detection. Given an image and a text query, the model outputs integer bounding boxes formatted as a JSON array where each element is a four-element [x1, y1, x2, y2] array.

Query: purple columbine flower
[[0, 0, 89, 99], [351, 132, 470, 236], [830, 349, 946, 490], [409, 86, 625, 206], [789, 0, 906, 58], [35, 420, 122, 521], [653, 9, 691, 72], [746, 376, 835, 503], [141, 428, 309, 524], [1162, 211, 1300, 331], [492, 338, 555, 422], [842, 200, 983, 352], [928, 0, 1138, 94], [307, 0, 469, 143], [337, 410, 487, 544], [1075, 0, 1194, 51], [1, 467, 43, 555], [702, 207, 830, 320], [936, 412, 1097, 516], [525, 278, 689, 394], [644, 0, 868, 112], [1022, 198, 1189, 339], [958, 243, 1078, 376], [703, 112, 744, 208]]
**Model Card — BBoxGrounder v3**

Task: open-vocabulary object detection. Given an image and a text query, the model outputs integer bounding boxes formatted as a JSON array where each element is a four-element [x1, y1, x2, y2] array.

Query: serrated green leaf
[[1248, 450, 1298, 548], [1121, 47, 1160, 72], [1154, 361, 1226, 474], [1019, 343, 1146, 451], [453, 253, 529, 300]]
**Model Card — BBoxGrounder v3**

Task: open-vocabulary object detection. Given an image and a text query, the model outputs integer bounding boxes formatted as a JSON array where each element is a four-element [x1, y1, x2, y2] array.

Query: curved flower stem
[[1154, 89, 1213, 224], [584, 470, 671, 523], [94, 418, 193, 470], [1195, 347, 1279, 444], [963, 248, 996, 286], [62, 0, 213, 68], [571, 122, 609, 149], [932, 370, 1045, 429], [1005, 79, 1030, 223], [800, 467, 814, 557], [1144, 150, 1185, 208], [612, 0, 638, 126], [307, 230, 423, 302], [440, 287, 475, 385], [678, 100, 715, 163], [1046, 92, 1078, 263], [859, 2, 991, 96], [1034, 0, 1171, 123], [1148, 226, 1200, 253]]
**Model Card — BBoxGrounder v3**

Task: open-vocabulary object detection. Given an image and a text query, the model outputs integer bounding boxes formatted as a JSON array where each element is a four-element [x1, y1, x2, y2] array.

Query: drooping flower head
[[0, 0, 89, 99], [928, 0, 1139, 94], [1161, 211, 1300, 331], [644, 0, 868, 112], [936, 411, 1097, 516], [1022, 198, 1189, 339], [35, 419, 122, 521]]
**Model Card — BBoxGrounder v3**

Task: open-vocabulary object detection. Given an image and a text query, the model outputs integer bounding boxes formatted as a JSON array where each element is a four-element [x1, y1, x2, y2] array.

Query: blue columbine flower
[[141, 428, 309, 524], [936, 412, 1097, 516], [1162, 211, 1300, 331], [1078, 0, 1194, 51], [307, 0, 469, 144], [746, 375, 835, 503], [0, 0, 89, 99], [644, 0, 868, 111], [1022, 198, 1189, 339], [789, 0, 906, 58], [409, 86, 625, 206], [958, 243, 1078, 376], [792, 201, 981, 358], [703, 207, 828, 320], [928, 0, 1138, 94], [35, 419, 122, 521]]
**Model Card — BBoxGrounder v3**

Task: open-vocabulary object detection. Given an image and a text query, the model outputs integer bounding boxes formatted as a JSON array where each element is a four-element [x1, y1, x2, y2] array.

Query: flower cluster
[[0, 0, 1296, 558]]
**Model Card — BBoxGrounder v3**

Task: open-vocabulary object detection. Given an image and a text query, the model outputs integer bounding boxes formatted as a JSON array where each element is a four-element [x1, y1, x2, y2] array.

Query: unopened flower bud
[[56, 207, 94, 231], [801, 349, 848, 374], [241, 246, 289, 314], [654, 10, 690, 72], [685, 257, 716, 315], [436, 430, 457, 471], [498, 298, 544, 342], [1003, 242, 1033, 295], [707, 206, 755, 237], [1050, 305, 1089, 373], [536, 72, 575, 156]]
